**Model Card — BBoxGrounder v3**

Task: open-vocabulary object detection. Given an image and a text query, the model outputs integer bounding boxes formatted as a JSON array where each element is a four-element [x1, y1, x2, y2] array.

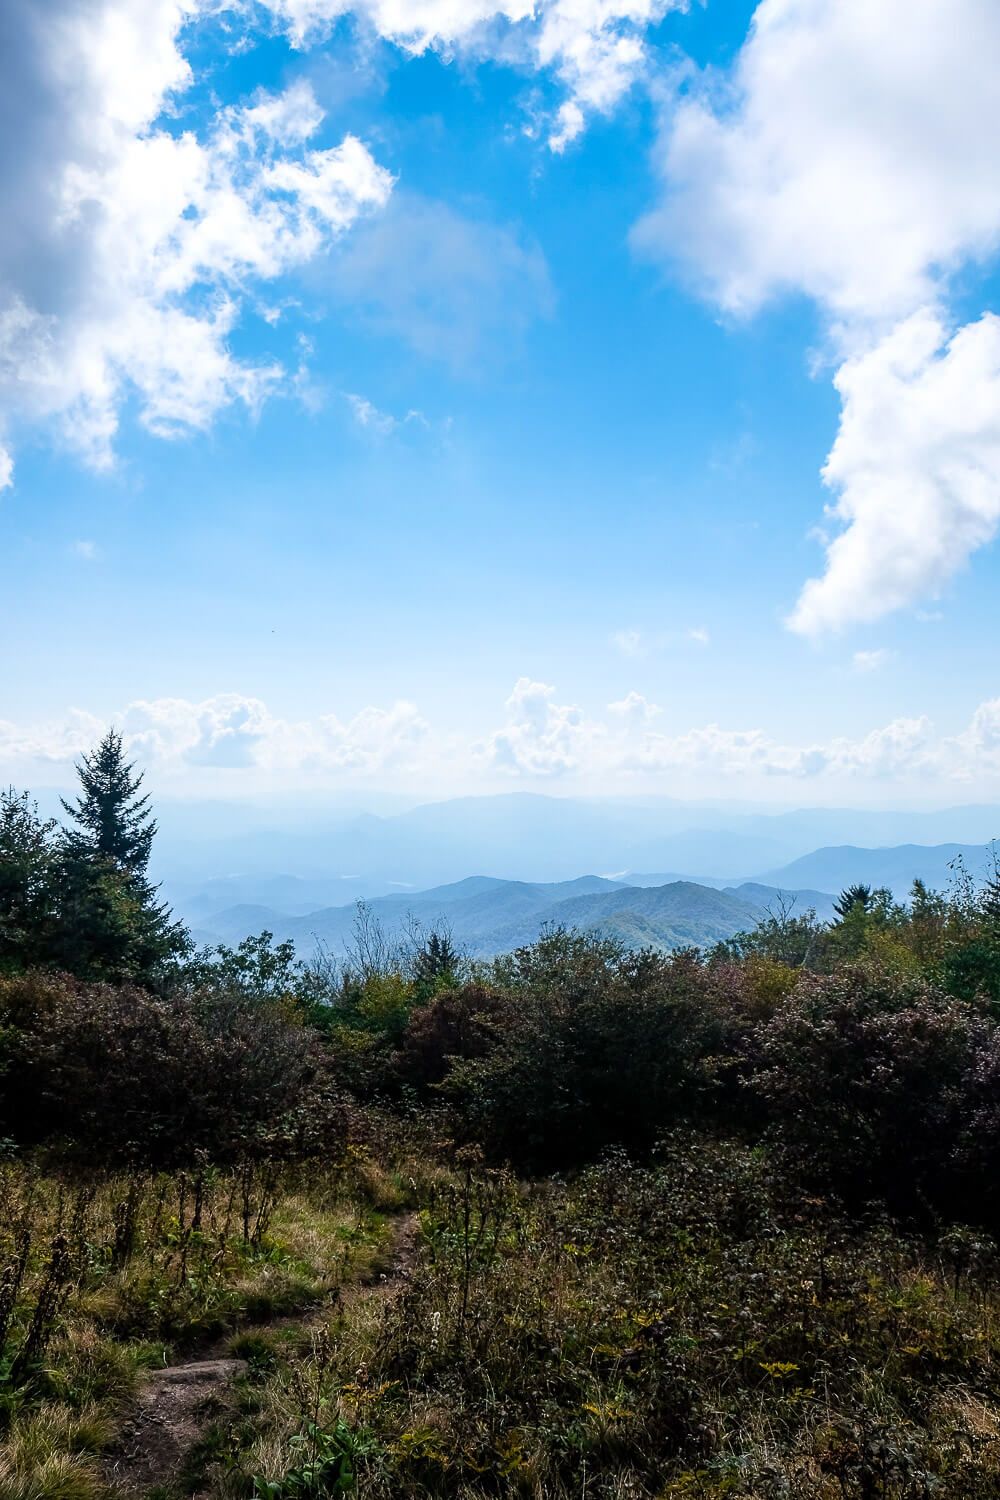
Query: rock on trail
[[108, 1358, 246, 1496], [106, 1209, 421, 1496]]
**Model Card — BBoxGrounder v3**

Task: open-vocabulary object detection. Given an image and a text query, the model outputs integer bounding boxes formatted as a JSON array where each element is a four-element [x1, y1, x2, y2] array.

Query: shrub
[[0, 971, 347, 1170], [750, 964, 993, 1218], [395, 983, 511, 1092], [441, 936, 732, 1169]]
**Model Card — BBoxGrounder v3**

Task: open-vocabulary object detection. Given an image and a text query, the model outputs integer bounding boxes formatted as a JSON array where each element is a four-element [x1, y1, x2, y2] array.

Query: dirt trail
[[107, 1210, 420, 1498], [365, 1208, 421, 1301], [107, 1359, 246, 1498]]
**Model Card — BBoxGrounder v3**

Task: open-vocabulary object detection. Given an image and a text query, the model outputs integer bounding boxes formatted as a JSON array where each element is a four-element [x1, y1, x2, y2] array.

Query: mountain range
[[181, 873, 842, 961], [148, 793, 1000, 892], [162, 833, 1000, 963]]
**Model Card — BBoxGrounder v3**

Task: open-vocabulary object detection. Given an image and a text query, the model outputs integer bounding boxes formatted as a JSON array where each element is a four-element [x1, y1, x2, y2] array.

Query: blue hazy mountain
[[185, 874, 839, 960], [760, 843, 997, 899], [151, 793, 1000, 893]]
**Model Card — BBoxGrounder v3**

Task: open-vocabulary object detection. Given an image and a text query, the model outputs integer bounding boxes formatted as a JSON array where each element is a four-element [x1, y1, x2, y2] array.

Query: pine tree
[[981, 845, 1000, 925], [55, 731, 189, 986], [833, 883, 874, 920], [0, 788, 57, 970], [61, 730, 155, 874], [412, 930, 459, 998]]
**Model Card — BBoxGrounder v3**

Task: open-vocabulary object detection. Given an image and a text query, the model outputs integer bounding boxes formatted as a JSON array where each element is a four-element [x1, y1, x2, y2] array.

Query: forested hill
[[185, 874, 840, 958]]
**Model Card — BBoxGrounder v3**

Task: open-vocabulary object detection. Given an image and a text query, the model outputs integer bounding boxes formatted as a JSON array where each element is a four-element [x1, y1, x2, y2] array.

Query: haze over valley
[[143, 792, 1000, 957]]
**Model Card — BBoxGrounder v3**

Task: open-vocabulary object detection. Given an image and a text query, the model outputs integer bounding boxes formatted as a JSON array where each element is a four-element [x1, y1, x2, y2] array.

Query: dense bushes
[[751, 965, 991, 1214], [443, 938, 737, 1169], [0, 970, 347, 1170], [383, 937, 1000, 1227]]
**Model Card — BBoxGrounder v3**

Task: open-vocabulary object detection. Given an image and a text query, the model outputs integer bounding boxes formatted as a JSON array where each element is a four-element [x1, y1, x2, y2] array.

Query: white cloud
[[612, 625, 710, 656], [0, 0, 684, 478], [635, 0, 1000, 632], [119, 693, 428, 773], [536, 1, 682, 152], [851, 648, 891, 674], [0, 2, 393, 478], [607, 689, 661, 724], [956, 698, 1000, 765], [482, 677, 599, 776], [345, 392, 397, 434], [638, 0, 1000, 328], [5, 684, 1000, 792], [313, 701, 429, 772], [0, 710, 105, 765], [263, 0, 683, 149], [789, 312, 1000, 635], [72, 540, 99, 561], [0, 446, 12, 491]]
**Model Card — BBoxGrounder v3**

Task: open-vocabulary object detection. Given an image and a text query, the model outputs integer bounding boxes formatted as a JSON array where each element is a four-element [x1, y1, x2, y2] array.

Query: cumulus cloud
[[638, 0, 1000, 326], [789, 312, 1000, 635], [0, 709, 105, 765], [607, 690, 661, 724], [954, 698, 1000, 776], [635, 0, 1000, 631], [0, 2, 392, 477], [261, 0, 683, 149], [483, 676, 598, 776], [4, 683, 1000, 790], [116, 693, 429, 774], [64, 692, 430, 777], [0, 0, 684, 476]]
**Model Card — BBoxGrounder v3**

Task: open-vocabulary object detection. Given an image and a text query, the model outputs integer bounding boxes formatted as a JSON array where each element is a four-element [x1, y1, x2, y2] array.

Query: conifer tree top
[[61, 729, 156, 875]]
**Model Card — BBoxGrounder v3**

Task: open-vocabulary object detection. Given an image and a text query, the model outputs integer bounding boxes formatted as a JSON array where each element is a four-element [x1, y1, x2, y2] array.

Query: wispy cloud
[[612, 626, 711, 657], [852, 648, 892, 674], [330, 192, 553, 372], [345, 392, 397, 436]]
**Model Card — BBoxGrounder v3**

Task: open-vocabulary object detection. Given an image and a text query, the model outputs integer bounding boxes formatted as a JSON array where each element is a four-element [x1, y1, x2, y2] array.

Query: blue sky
[[3, 0, 1000, 805]]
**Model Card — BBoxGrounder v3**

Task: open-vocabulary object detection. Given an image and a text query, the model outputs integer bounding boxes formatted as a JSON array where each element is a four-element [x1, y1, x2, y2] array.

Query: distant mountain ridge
[[760, 843, 998, 899], [184, 873, 840, 960], [168, 830, 1000, 960], [151, 792, 1000, 891]]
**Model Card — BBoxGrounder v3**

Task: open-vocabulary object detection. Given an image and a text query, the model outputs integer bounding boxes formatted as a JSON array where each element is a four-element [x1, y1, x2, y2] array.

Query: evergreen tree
[[61, 730, 156, 873], [412, 930, 460, 998], [833, 883, 875, 920], [55, 731, 189, 986], [0, 788, 57, 970], [981, 845, 1000, 925]]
